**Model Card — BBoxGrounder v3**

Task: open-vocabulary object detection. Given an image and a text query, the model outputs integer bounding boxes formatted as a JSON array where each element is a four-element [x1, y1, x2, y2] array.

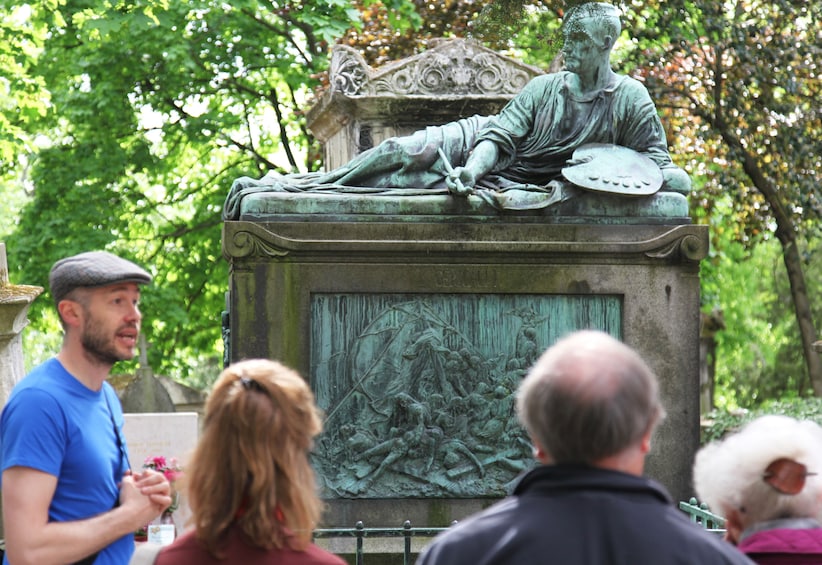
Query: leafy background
[[1, 0, 819, 409]]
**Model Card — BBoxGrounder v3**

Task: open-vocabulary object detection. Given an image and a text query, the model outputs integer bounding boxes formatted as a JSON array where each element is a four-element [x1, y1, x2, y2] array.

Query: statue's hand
[[661, 167, 692, 194], [445, 167, 476, 196]]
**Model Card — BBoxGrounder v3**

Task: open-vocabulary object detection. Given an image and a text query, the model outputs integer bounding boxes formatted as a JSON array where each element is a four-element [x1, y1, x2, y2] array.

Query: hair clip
[[239, 376, 261, 391], [239, 376, 272, 399], [763, 458, 817, 495]]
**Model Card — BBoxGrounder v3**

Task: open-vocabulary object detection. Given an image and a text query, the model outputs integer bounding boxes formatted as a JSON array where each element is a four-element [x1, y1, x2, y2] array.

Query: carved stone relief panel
[[310, 292, 622, 498]]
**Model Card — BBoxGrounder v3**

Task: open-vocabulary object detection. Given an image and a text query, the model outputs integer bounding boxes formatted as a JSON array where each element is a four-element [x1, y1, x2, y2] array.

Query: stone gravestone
[[222, 37, 707, 527], [123, 412, 199, 534], [118, 335, 176, 413]]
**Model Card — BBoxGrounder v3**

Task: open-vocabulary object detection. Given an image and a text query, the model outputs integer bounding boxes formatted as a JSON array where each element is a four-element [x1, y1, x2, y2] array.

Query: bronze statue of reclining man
[[223, 3, 690, 220]]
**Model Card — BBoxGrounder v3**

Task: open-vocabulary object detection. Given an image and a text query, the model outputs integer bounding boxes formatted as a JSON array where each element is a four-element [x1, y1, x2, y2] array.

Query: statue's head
[[563, 3, 621, 49]]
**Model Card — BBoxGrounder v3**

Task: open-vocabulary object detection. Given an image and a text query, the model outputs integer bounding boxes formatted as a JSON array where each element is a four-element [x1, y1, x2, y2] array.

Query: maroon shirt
[[739, 527, 822, 565], [156, 526, 346, 565]]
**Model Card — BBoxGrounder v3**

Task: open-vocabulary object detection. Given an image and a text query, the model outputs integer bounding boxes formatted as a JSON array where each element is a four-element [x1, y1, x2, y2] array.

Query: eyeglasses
[[763, 458, 817, 495]]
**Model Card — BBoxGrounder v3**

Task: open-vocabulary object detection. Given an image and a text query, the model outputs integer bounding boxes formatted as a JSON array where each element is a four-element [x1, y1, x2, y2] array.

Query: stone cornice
[[223, 221, 708, 264]]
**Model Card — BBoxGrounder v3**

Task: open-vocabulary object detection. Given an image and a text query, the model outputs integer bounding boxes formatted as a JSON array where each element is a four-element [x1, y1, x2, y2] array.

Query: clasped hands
[[120, 468, 173, 526]]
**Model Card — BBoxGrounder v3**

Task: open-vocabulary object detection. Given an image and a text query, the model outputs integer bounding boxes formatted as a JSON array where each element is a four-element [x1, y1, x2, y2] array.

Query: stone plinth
[[223, 216, 708, 522]]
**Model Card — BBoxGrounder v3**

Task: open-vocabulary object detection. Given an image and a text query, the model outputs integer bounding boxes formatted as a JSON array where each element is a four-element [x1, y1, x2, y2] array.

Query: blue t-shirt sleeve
[[1, 387, 67, 477]]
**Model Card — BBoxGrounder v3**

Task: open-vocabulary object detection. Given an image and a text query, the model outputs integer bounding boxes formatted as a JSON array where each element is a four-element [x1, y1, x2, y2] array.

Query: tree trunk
[[702, 58, 822, 395], [730, 137, 822, 395], [776, 233, 822, 395]]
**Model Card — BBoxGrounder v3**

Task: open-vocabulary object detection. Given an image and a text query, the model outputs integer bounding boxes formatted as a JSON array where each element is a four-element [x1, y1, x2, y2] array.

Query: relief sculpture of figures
[[222, 2, 691, 220], [310, 295, 622, 498]]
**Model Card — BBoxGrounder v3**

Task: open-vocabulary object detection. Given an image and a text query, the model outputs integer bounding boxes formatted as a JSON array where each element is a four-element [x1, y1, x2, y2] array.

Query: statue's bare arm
[[445, 140, 499, 195]]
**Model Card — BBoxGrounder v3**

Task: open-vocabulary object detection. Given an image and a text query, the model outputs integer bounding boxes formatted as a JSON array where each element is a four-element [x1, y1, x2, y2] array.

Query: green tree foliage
[[3, 0, 368, 379], [702, 397, 822, 443], [702, 222, 822, 408], [6, 0, 818, 405], [622, 0, 822, 398], [0, 5, 49, 238], [336, 0, 559, 68], [3, 0, 562, 383]]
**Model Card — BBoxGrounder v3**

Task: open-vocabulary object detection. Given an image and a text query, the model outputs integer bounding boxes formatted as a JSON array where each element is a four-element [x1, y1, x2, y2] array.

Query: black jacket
[[416, 465, 755, 565]]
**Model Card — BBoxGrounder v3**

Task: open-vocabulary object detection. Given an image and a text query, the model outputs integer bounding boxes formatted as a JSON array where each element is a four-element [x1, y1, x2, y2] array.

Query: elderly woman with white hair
[[693, 415, 822, 564]]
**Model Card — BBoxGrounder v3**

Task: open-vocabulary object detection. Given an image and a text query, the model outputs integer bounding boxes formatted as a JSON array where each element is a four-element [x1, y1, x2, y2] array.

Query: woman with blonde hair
[[140, 359, 344, 565], [693, 415, 822, 564]]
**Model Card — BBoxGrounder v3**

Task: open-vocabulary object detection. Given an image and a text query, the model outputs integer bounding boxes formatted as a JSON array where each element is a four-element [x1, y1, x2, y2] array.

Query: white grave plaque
[[124, 412, 199, 535]]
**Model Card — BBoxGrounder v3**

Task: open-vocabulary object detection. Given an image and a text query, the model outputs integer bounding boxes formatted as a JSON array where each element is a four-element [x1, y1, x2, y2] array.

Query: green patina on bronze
[[223, 2, 691, 222], [221, 1, 708, 513], [310, 292, 621, 498]]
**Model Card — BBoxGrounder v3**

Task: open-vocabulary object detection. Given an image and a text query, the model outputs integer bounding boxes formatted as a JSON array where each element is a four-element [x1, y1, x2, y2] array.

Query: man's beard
[[81, 317, 135, 366]]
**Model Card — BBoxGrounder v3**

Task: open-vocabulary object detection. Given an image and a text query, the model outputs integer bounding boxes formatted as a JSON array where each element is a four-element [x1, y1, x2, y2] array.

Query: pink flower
[[149, 456, 167, 469], [143, 455, 184, 514], [143, 455, 183, 483]]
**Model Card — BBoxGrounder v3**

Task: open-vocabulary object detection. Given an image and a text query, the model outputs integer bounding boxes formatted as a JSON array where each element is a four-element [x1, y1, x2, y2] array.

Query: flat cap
[[49, 251, 152, 303]]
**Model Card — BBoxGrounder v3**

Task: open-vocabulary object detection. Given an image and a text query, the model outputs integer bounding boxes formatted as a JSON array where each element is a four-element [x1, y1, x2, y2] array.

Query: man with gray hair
[[416, 330, 753, 564]]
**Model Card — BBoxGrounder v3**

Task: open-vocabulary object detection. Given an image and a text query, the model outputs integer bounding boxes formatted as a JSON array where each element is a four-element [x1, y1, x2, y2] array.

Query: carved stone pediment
[[329, 38, 543, 97], [306, 39, 544, 170]]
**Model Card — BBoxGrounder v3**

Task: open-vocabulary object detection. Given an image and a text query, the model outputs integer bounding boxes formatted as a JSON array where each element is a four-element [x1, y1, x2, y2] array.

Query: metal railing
[[314, 501, 726, 563], [313, 520, 453, 565], [679, 497, 726, 535]]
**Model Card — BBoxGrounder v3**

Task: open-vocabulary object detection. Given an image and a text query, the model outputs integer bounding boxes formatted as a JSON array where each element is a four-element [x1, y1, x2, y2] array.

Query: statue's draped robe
[[223, 72, 678, 220]]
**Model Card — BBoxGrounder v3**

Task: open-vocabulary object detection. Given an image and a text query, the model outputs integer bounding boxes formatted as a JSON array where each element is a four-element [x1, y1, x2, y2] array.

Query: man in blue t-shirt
[[1, 251, 172, 565]]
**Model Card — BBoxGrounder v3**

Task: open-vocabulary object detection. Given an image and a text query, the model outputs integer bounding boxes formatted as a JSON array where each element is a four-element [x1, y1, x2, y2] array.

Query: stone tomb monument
[[222, 30, 707, 527]]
